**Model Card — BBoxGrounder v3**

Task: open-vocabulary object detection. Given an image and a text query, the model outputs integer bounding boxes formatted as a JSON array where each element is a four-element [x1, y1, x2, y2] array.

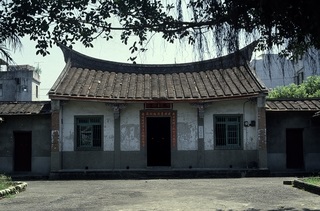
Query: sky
[[8, 33, 261, 101], [8, 34, 205, 100]]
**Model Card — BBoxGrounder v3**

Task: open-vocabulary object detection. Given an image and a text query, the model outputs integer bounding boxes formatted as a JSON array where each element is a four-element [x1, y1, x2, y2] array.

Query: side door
[[286, 128, 304, 169], [14, 131, 32, 172]]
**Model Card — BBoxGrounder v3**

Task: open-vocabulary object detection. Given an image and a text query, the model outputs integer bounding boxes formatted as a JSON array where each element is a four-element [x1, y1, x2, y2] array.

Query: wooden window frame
[[214, 115, 242, 150], [74, 116, 103, 151]]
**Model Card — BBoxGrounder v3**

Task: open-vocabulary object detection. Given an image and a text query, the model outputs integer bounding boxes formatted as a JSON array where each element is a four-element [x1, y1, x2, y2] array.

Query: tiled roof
[[49, 42, 267, 102], [266, 99, 320, 111], [0, 101, 51, 115]]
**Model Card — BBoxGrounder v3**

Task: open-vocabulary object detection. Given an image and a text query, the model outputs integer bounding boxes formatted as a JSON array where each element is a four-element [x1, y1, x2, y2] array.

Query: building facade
[[48, 43, 268, 174], [0, 101, 51, 176], [250, 49, 320, 89], [266, 99, 320, 172]]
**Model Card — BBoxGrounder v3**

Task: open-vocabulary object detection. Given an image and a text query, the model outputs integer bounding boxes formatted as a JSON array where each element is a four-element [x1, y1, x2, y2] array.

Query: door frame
[[140, 110, 177, 166], [140, 110, 177, 148]]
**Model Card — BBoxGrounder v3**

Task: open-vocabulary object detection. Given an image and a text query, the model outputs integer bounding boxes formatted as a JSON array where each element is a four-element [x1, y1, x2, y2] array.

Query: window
[[215, 115, 242, 149], [0, 84, 2, 97], [36, 85, 39, 98], [295, 70, 304, 85], [75, 116, 103, 150]]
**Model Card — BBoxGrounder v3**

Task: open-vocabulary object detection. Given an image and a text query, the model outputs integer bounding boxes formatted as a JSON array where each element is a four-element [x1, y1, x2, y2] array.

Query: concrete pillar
[[114, 116, 121, 169], [257, 95, 268, 169], [191, 103, 211, 168], [51, 100, 61, 171], [107, 103, 126, 169], [197, 109, 205, 168]]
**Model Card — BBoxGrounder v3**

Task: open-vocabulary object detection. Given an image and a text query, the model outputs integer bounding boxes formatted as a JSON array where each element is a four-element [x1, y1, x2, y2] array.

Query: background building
[[250, 49, 320, 89], [0, 64, 41, 102]]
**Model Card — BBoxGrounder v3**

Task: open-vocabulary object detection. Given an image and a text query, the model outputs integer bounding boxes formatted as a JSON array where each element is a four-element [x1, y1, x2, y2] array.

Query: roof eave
[[48, 93, 262, 104]]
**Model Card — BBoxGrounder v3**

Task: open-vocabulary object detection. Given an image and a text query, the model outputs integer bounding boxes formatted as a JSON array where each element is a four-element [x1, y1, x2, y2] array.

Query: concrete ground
[[0, 177, 319, 211]]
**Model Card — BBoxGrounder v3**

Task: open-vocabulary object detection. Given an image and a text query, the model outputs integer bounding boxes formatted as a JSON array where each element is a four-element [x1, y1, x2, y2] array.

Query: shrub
[[0, 174, 13, 190], [268, 75, 320, 99]]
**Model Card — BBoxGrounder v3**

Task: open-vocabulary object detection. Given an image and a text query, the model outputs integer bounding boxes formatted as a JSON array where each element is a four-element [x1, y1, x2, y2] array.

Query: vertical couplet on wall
[[51, 100, 61, 171], [107, 103, 126, 169], [257, 94, 268, 169], [191, 102, 211, 168]]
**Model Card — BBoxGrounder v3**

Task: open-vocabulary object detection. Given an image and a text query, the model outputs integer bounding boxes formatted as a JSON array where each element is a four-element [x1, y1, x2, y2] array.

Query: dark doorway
[[14, 131, 32, 172], [286, 128, 304, 169], [147, 117, 171, 166]]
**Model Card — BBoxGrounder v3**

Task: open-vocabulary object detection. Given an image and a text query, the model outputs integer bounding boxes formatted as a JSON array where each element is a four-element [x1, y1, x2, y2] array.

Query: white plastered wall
[[61, 101, 114, 151], [120, 103, 143, 151], [60, 100, 257, 153], [203, 99, 258, 150], [174, 103, 198, 150]]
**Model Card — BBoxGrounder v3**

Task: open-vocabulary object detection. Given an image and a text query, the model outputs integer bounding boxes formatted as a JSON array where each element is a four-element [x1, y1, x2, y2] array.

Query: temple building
[[47, 42, 268, 175]]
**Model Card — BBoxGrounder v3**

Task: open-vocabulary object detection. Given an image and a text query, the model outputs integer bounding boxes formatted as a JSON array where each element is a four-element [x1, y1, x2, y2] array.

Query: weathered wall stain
[[121, 125, 140, 151]]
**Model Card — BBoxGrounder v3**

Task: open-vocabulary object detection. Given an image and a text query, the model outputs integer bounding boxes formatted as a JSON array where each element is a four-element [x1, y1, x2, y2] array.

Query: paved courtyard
[[0, 177, 319, 211]]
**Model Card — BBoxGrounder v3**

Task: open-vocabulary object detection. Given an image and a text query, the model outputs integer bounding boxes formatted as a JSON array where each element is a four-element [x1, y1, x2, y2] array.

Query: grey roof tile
[[0, 101, 51, 115], [49, 43, 267, 102], [266, 99, 320, 111]]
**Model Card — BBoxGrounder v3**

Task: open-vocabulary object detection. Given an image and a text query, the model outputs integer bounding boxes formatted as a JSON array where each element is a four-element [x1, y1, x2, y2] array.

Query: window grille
[[215, 115, 242, 149], [75, 116, 102, 150]]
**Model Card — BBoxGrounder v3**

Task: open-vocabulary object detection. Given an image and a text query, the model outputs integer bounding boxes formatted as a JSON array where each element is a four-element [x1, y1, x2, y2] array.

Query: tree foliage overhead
[[1, 0, 320, 61], [0, 33, 21, 63], [268, 76, 320, 99]]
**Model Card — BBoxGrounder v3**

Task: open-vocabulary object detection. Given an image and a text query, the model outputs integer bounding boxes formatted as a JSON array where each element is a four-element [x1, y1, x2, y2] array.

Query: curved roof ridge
[[58, 41, 258, 74]]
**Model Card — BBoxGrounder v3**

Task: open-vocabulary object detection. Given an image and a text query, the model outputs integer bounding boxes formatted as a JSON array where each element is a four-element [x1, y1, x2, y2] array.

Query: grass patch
[[301, 177, 320, 187], [0, 174, 13, 190]]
